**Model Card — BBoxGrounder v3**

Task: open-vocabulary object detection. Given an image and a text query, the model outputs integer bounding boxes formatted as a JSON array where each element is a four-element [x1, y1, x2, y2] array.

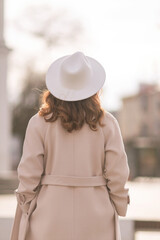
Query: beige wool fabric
[[10, 110, 130, 240]]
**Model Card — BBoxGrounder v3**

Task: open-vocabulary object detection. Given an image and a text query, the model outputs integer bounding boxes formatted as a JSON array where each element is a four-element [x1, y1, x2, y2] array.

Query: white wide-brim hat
[[45, 51, 106, 101]]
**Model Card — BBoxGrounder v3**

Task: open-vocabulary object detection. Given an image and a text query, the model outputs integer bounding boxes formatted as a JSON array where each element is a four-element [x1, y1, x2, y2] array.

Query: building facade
[[117, 83, 160, 179]]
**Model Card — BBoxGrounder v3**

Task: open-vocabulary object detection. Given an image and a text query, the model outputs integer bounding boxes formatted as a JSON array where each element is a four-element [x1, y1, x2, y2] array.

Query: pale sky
[[4, 0, 160, 111]]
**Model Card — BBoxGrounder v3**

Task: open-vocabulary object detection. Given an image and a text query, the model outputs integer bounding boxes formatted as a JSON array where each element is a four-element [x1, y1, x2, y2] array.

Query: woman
[[10, 51, 130, 240]]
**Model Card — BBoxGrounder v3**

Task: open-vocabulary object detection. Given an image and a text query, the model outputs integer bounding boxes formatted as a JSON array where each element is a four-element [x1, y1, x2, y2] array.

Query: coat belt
[[40, 174, 107, 187]]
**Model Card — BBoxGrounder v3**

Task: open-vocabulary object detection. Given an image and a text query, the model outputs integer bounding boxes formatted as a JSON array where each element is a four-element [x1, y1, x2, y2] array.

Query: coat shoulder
[[29, 112, 47, 125], [27, 112, 49, 135], [101, 110, 120, 142], [102, 110, 118, 126]]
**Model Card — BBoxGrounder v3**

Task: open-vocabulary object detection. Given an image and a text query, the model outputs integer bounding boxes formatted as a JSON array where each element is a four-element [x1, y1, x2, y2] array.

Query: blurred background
[[0, 0, 160, 239]]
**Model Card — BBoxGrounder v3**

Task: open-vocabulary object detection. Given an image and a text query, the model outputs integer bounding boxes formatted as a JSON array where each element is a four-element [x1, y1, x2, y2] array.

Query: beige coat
[[10, 111, 130, 240]]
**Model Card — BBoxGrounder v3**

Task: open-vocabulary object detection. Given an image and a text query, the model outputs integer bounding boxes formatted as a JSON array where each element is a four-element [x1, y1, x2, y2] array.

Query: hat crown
[[60, 52, 92, 89]]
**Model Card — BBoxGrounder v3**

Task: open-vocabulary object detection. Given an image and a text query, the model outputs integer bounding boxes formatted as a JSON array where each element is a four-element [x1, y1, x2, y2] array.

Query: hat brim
[[46, 54, 106, 101]]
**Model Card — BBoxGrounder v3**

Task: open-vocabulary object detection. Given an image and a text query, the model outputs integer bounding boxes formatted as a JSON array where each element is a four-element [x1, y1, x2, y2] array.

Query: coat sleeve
[[14, 114, 45, 214], [103, 115, 130, 217]]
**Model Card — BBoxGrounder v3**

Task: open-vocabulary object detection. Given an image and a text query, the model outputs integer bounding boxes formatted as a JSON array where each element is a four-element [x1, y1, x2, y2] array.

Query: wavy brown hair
[[38, 89, 106, 132]]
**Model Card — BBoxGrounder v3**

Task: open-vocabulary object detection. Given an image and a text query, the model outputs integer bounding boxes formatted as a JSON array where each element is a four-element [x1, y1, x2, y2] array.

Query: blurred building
[[116, 83, 160, 179]]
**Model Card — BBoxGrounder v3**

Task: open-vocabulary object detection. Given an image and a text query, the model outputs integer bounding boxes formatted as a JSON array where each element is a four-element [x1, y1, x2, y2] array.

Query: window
[[140, 123, 148, 136], [140, 94, 148, 111]]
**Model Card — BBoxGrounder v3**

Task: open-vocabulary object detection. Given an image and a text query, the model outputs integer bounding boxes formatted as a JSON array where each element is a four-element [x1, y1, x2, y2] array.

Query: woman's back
[[10, 52, 130, 240], [41, 111, 105, 176]]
